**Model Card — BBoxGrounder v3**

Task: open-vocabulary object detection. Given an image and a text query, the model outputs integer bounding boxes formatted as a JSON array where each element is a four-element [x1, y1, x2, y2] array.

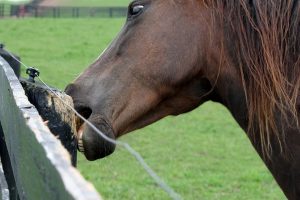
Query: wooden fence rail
[[0, 56, 102, 200], [0, 4, 127, 18]]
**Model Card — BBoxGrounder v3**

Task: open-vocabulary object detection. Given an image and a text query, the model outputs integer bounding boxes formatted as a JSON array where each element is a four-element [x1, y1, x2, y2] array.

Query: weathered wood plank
[[0, 48, 20, 78], [0, 56, 101, 200]]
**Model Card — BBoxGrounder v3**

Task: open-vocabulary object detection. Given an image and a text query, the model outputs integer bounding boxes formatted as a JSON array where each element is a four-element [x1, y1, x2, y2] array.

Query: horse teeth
[[78, 140, 85, 153], [77, 129, 85, 153]]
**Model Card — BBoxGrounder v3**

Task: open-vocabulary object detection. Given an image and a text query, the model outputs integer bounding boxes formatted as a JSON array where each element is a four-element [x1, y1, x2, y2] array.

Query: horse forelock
[[206, 0, 300, 159]]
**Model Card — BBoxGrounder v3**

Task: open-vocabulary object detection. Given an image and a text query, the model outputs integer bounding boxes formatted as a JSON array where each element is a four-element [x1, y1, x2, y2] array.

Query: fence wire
[[2, 48, 183, 200]]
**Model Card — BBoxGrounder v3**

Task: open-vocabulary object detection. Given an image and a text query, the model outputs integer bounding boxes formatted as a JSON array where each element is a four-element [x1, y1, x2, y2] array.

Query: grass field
[[0, 18, 286, 199]]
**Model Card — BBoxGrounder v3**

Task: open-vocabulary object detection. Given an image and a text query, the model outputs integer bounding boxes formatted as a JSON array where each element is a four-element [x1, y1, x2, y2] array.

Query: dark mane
[[207, 0, 300, 157]]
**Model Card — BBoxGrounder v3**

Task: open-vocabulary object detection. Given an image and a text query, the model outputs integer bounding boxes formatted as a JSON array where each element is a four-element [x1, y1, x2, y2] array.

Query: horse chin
[[76, 115, 116, 161]]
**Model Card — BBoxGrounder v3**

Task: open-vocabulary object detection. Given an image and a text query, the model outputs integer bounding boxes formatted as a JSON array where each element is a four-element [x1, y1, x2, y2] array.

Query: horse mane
[[206, 0, 300, 158]]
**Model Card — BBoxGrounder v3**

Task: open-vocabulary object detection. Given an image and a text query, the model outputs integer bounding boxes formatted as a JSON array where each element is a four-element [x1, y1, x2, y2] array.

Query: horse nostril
[[75, 105, 92, 134], [65, 83, 77, 96], [65, 83, 92, 125], [78, 106, 92, 120]]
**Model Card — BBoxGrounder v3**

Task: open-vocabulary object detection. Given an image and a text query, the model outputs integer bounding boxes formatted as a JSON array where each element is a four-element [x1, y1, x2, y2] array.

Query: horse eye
[[130, 5, 144, 16]]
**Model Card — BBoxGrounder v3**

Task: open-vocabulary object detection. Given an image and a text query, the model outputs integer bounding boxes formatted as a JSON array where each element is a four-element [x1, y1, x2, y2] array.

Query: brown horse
[[65, 1, 300, 199]]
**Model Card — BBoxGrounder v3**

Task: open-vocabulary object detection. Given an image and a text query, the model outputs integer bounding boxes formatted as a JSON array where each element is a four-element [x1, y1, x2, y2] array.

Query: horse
[[65, 1, 300, 199]]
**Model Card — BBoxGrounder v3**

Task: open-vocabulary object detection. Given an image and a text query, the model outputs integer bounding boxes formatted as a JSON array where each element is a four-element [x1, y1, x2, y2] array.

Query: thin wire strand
[[2, 48, 182, 200]]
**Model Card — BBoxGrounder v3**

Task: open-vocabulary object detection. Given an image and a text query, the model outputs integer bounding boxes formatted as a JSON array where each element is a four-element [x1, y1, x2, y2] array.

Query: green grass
[[0, 18, 286, 200], [0, 18, 126, 88], [55, 0, 131, 7], [1, 0, 30, 5]]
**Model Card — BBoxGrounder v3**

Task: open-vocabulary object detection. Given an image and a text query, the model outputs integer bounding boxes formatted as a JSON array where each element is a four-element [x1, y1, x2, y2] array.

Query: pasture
[[0, 18, 286, 199]]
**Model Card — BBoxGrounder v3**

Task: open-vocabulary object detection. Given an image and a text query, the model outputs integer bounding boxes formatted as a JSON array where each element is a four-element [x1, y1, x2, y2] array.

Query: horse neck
[[213, 69, 300, 155], [213, 75, 248, 131]]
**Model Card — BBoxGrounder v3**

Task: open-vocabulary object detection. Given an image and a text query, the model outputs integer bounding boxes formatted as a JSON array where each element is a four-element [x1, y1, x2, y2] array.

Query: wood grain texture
[[0, 56, 101, 200]]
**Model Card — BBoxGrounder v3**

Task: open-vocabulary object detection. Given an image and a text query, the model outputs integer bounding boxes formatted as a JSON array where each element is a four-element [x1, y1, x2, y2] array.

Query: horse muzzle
[[76, 114, 116, 161], [65, 84, 116, 160]]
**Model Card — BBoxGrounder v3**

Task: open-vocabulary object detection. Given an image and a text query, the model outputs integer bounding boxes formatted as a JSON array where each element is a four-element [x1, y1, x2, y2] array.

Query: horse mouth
[[74, 106, 116, 161], [76, 121, 85, 153], [75, 106, 92, 153]]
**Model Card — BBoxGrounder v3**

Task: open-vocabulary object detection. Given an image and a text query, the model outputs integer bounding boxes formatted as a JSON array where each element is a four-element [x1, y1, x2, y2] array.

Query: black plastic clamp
[[26, 67, 40, 83]]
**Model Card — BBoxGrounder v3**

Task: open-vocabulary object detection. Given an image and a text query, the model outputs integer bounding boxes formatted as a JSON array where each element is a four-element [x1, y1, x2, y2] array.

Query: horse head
[[65, 1, 236, 160]]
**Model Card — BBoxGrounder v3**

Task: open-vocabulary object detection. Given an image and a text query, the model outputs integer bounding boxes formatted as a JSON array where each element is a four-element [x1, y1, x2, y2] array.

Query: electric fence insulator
[[26, 67, 40, 83]]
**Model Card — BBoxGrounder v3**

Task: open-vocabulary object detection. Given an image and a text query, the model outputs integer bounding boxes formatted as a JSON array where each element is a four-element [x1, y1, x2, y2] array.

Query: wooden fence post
[[0, 4, 3, 17], [34, 6, 38, 17], [72, 7, 75, 18], [0, 48, 21, 78], [0, 56, 101, 200], [109, 7, 113, 17]]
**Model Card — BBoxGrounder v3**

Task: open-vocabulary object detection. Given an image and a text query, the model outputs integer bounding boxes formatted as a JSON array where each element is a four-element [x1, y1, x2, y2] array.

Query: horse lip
[[78, 114, 116, 160], [71, 100, 116, 159]]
